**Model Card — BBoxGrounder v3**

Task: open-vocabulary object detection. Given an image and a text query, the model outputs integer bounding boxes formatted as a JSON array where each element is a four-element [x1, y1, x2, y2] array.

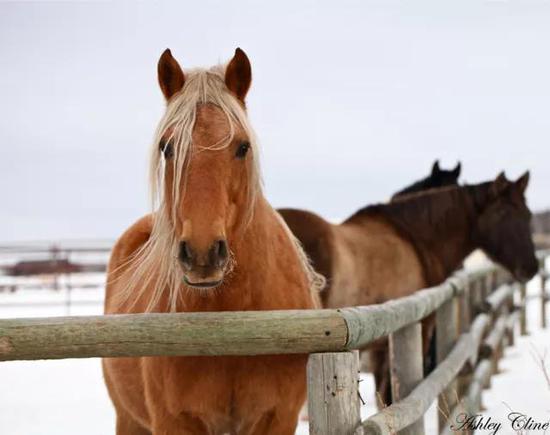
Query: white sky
[[1, 1, 550, 242]]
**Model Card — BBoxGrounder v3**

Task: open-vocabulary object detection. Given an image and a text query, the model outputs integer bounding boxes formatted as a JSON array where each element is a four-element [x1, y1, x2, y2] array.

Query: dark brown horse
[[277, 160, 461, 301], [279, 172, 537, 406], [392, 160, 461, 199]]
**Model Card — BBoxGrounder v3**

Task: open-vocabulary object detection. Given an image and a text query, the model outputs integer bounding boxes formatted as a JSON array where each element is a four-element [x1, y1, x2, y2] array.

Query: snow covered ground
[[478, 275, 550, 434], [0, 270, 547, 434]]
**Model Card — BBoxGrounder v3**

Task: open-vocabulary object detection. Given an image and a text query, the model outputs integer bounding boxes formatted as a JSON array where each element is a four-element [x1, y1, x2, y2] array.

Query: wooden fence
[[0, 249, 548, 434]]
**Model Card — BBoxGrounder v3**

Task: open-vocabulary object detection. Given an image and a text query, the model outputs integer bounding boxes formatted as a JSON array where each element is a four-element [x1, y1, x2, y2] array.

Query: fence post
[[471, 279, 483, 317], [505, 287, 515, 347], [436, 295, 459, 433], [457, 279, 472, 398], [389, 322, 425, 435], [490, 271, 504, 373], [519, 283, 528, 336], [482, 274, 491, 302], [540, 258, 547, 329], [458, 279, 471, 334], [51, 244, 60, 292], [307, 351, 361, 435]]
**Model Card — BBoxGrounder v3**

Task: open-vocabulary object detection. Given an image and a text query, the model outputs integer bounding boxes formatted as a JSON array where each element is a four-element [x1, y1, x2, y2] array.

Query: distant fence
[[0, 242, 110, 293], [533, 210, 550, 235], [0, 249, 548, 434], [533, 211, 550, 250]]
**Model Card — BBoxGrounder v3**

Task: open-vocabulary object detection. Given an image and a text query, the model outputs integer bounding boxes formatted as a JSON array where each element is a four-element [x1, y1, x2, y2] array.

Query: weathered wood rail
[[0, 279, 462, 361], [0, 249, 548, 435]]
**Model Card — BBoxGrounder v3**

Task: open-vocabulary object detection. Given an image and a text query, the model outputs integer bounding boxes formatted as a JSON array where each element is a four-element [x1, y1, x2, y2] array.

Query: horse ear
[[431, 160, 441, 175], [490, 171, 509, 197], [158, 49, 185, 101], [225, 48, 252, 103], [515, 171, 530, 194], [452, 162, 461, 178]]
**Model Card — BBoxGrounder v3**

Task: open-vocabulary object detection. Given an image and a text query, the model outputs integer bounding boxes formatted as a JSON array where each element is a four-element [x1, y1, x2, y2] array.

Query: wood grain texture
[[485, 285, 514, 314], [519, 283, 528, 335], [467, 314, 490, 368], [361, 332, 474, 435], [479, 315, 508, 359], [440, 360, 492, 435], [505, 309, 520, 347], [457, 279, 471, 334], [0, 279, 464, 362], [342, 281, 457, 350], [436, 298, 459, 432], [389, 322, 425, 435], [0, 310, 347, 360], [307, 351, 361, 435]]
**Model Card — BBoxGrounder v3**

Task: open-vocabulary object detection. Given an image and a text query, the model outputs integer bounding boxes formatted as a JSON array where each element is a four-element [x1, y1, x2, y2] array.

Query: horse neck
[[392, 177, 430, 199], [355, 187, 479, 285], [397, 188, 481, 284], [176, 195, 311, 312]]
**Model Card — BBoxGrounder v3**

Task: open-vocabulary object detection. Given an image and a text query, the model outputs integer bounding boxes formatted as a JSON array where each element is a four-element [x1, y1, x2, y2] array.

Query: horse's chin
[[513, 271, 535, 284], [182, 275, 224, 290]]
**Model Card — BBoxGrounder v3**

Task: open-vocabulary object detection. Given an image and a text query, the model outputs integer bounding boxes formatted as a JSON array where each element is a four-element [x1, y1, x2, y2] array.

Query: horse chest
[[148, 355, 306, 431]]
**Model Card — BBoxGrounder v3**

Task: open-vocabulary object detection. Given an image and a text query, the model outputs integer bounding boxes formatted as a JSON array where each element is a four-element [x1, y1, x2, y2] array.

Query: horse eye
[[235, 141, 250, 159], [160, 141, 174, 159]]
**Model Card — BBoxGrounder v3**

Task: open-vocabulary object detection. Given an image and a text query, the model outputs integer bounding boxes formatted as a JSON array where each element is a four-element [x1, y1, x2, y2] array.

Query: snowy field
[[0, 268, 548, 434]]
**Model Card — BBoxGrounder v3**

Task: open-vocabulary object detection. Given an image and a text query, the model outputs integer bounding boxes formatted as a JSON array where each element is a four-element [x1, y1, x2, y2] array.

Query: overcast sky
[[1, 1, 549, 242]]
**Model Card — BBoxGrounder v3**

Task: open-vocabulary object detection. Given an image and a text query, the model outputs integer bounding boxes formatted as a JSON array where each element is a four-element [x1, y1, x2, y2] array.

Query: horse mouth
[[513, 262, 538, 284], [183, 276, 223, 289], [514, 270, 536, 284]]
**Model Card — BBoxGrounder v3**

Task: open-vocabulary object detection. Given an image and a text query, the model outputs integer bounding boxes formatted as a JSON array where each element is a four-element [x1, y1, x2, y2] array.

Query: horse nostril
[[178, 241, 194, 267], [211, 239, 228, 267], [217, 240, 228, 259]]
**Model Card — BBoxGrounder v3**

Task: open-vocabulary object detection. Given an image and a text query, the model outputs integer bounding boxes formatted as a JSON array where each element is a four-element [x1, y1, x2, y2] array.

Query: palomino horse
[[391, 160, 461, 199], [279, 172, 538, 406], [102, 48, 322, 435]]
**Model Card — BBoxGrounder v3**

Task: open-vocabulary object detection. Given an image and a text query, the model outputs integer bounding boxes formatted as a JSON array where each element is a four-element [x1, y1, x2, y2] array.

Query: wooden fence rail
[[0, 278, 466, 361], [1, 248, 549, 435]]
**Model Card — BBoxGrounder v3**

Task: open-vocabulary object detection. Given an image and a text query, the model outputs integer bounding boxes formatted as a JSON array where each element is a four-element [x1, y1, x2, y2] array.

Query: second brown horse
[[279, 171, 538, 406]]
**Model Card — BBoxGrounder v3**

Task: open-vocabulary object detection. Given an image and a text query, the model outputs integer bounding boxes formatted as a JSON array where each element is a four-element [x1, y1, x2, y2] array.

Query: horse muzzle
[[178, 239, 229, 289]]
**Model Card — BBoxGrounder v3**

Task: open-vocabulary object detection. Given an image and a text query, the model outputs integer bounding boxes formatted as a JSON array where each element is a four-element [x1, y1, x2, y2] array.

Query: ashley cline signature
[[451, 412, 550, 434]]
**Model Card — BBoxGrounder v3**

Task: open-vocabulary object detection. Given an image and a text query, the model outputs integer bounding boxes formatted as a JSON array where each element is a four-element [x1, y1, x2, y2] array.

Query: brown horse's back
[[328, 215, 427, 408], [278, 208, 335, 288], [279, 207, 427, 408], [327, 216, 425, 308], [279, 208, 425, 309]]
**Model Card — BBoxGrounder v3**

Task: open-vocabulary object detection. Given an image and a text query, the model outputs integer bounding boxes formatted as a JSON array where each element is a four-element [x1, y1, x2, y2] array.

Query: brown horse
[[391, 160, 461, 200], [102, 48, 322, 435], [279, 172, 538, 406], [277, 161, 461, 297]]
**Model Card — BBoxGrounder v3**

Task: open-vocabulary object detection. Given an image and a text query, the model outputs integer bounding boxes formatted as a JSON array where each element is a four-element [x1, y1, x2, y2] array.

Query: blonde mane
[[113, 64, 324, 312]]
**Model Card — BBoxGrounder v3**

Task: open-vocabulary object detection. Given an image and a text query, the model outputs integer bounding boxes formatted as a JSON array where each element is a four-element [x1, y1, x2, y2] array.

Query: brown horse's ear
[[490, 171, 509, 198], [225, 48, 252, 103], [158, 49, 185, 101], [452, 162, 461, 178], [431, 160, 441, 175], [515, 171, 530, 194]]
